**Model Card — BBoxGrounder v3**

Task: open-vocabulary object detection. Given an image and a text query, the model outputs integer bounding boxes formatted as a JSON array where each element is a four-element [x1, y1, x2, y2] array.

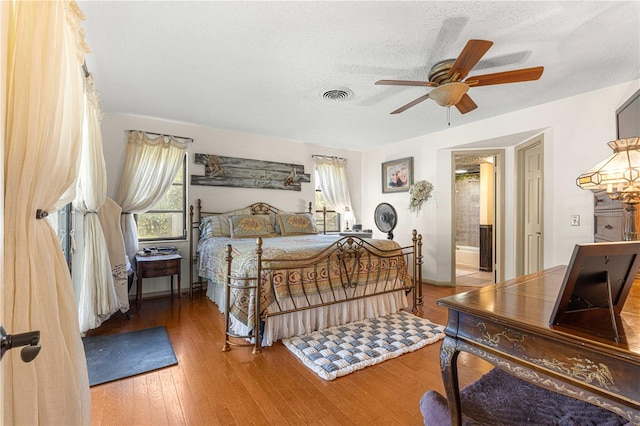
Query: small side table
[[135, 254, 181, 307], [339, 231, 373, 238]]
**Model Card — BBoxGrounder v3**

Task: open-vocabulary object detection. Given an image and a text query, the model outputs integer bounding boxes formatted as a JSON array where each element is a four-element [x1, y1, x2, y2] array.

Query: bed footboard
[[222, 231, 423, 354]]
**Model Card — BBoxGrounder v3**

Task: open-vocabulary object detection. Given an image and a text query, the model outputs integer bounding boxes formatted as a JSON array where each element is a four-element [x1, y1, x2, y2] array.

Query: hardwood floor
[[455, 267, 494, 287], [87, 284, 492, 425]]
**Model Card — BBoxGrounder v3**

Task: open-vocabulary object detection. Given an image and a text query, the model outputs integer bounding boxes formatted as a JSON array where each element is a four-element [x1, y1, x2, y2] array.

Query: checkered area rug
[[282, 310, 445, 380]]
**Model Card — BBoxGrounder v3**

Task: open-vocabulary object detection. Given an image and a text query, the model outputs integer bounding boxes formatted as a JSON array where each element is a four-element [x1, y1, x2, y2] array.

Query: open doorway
[[453, 151, 502, 286]]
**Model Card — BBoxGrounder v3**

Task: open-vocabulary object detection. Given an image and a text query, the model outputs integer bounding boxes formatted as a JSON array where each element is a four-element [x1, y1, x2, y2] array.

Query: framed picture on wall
[[382, 157, 413, 193]]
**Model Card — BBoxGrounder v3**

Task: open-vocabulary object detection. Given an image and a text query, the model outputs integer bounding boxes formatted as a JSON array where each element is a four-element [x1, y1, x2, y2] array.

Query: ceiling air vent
[[321, 87, 353, 101]]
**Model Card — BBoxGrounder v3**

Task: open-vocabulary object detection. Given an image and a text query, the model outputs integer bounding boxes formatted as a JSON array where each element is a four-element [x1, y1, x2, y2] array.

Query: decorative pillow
[[268, 211, 278, 232], [274, 214, 281, 234], [199, 215, 228, 239], [229, 214, 276, 238], [225, 207, 252, 218], [199, 207, 254, 239], [276, 213, 318, 236]]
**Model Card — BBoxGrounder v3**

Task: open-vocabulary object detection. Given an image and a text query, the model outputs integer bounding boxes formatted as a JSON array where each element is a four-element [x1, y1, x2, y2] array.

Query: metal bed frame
[[189, 199, 423, 354]]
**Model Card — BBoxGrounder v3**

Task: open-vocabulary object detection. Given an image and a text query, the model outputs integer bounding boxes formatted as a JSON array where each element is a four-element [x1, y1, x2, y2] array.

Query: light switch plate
[[570, 215, 580, 226]]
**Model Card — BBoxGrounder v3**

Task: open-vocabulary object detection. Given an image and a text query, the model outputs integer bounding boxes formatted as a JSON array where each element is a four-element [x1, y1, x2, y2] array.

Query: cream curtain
[[97, 197, 130, 312], [73, 73, 122, 333], [116, 131, 188, 266], [3, 1, 91, 424], [314, 156, 356, 227]]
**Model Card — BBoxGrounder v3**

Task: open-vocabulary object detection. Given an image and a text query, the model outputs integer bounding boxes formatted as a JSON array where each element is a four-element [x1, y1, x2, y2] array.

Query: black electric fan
[[374, 203, 398, 240]]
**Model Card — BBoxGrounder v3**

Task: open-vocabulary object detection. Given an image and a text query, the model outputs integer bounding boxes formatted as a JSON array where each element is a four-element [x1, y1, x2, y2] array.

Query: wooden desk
[[135, 254, 181, 307], [437, 266, 640, 425]]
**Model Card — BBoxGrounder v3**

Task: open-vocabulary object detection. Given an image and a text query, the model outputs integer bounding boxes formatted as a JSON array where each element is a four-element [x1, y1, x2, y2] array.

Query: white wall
[[361, 80, 640, 285], [100, 113, 362, 295], [97, 80, 639, 294]]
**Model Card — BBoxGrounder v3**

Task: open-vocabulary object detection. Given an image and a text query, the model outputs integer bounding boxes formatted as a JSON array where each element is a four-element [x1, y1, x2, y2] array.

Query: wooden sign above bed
[[191, 153, 311, 191]]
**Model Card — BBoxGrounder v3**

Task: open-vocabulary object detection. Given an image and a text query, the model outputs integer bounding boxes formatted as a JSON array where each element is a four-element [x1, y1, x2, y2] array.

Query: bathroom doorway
[[453, 152, 502, 286]]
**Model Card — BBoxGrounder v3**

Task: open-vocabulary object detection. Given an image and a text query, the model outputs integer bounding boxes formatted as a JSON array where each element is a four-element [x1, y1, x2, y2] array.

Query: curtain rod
[[312, 154, 345, 160], [127, 129, 194, 143]]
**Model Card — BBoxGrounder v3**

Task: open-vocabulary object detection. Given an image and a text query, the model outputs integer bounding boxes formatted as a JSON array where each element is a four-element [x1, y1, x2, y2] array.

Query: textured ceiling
[[79, 1, 640, 151]]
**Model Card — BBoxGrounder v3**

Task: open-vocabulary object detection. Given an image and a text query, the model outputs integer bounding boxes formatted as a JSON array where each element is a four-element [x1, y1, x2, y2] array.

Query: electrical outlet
[[570, 215, 580, 226]]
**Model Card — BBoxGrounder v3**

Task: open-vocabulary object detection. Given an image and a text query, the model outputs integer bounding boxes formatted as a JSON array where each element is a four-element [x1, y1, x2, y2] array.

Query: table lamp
[[577, 137, 640, 241]]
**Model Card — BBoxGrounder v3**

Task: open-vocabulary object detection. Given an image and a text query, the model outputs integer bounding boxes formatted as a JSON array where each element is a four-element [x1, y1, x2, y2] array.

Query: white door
[[523, 142, 543, 274]]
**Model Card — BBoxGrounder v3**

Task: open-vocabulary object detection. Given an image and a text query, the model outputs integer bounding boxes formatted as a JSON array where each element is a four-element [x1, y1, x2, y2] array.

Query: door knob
[[0, 326, 41, 362]]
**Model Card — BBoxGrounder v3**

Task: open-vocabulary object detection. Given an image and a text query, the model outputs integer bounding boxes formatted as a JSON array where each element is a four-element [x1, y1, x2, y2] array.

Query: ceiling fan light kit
[[375, 39, 544, 118], [429, 82, 469, 107]]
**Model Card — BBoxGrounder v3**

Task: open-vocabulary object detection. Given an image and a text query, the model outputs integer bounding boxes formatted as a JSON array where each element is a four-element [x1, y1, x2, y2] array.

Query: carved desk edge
[[437, 266, 640, 425], [439, 323, 640, 425]]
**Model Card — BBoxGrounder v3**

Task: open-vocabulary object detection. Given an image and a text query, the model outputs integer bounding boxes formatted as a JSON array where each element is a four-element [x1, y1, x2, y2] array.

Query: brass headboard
[[188, 199, 322, 296]]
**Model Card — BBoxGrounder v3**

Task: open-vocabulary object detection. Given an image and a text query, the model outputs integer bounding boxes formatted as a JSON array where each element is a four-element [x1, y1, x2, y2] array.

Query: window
[[137, 157, 187, 241], [315, 190, 340, 232]]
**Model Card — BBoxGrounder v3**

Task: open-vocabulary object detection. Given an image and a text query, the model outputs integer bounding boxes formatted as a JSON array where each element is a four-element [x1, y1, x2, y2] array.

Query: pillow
[[199, 215, 229, 239], [268, 211, 278, 231], [229, 214, 276, 238], [225, 207, 252, 218], [199, 206, 255, 239], [276, 213, 318, 236]]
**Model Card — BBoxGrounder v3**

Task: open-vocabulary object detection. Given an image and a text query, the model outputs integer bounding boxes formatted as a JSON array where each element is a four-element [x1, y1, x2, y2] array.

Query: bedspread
[[198, 234, 411, 326]]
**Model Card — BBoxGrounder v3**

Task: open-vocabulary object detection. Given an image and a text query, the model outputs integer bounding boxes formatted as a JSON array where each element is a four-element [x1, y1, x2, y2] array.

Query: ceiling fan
[[375, 39, 544, 116]]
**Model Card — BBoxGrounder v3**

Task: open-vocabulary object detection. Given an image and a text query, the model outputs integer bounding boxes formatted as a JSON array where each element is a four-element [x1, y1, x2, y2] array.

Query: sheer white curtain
[[73, 73, 122, 333], [116, 131, 188, 265], [3, 1, 91, 424], [314, 156, 356, 227]]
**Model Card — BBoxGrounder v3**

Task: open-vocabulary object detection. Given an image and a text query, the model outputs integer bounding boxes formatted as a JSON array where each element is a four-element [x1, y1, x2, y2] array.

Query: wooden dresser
[[593, 190, 636, 242]]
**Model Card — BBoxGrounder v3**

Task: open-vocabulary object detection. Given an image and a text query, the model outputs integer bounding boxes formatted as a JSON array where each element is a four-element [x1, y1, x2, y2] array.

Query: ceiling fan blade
[[455, 94, 477, 114], [376, 80, 436, 87], [425, 17, 469, 67], [466, 66, 544, 87], [446, 39, 493, 80], [474, 50, 531, 71], [390, 93, 431, 114]]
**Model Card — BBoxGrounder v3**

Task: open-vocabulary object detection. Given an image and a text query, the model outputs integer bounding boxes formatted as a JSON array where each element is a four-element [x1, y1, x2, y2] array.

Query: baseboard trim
[[421, 279, 455, 288], [128, 289, 176, 301]]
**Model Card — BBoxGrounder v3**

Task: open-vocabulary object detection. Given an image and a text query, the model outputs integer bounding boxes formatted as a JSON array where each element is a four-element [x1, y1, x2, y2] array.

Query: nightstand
[[339, 231, 373, 238], [135, 254, 181, 307]]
